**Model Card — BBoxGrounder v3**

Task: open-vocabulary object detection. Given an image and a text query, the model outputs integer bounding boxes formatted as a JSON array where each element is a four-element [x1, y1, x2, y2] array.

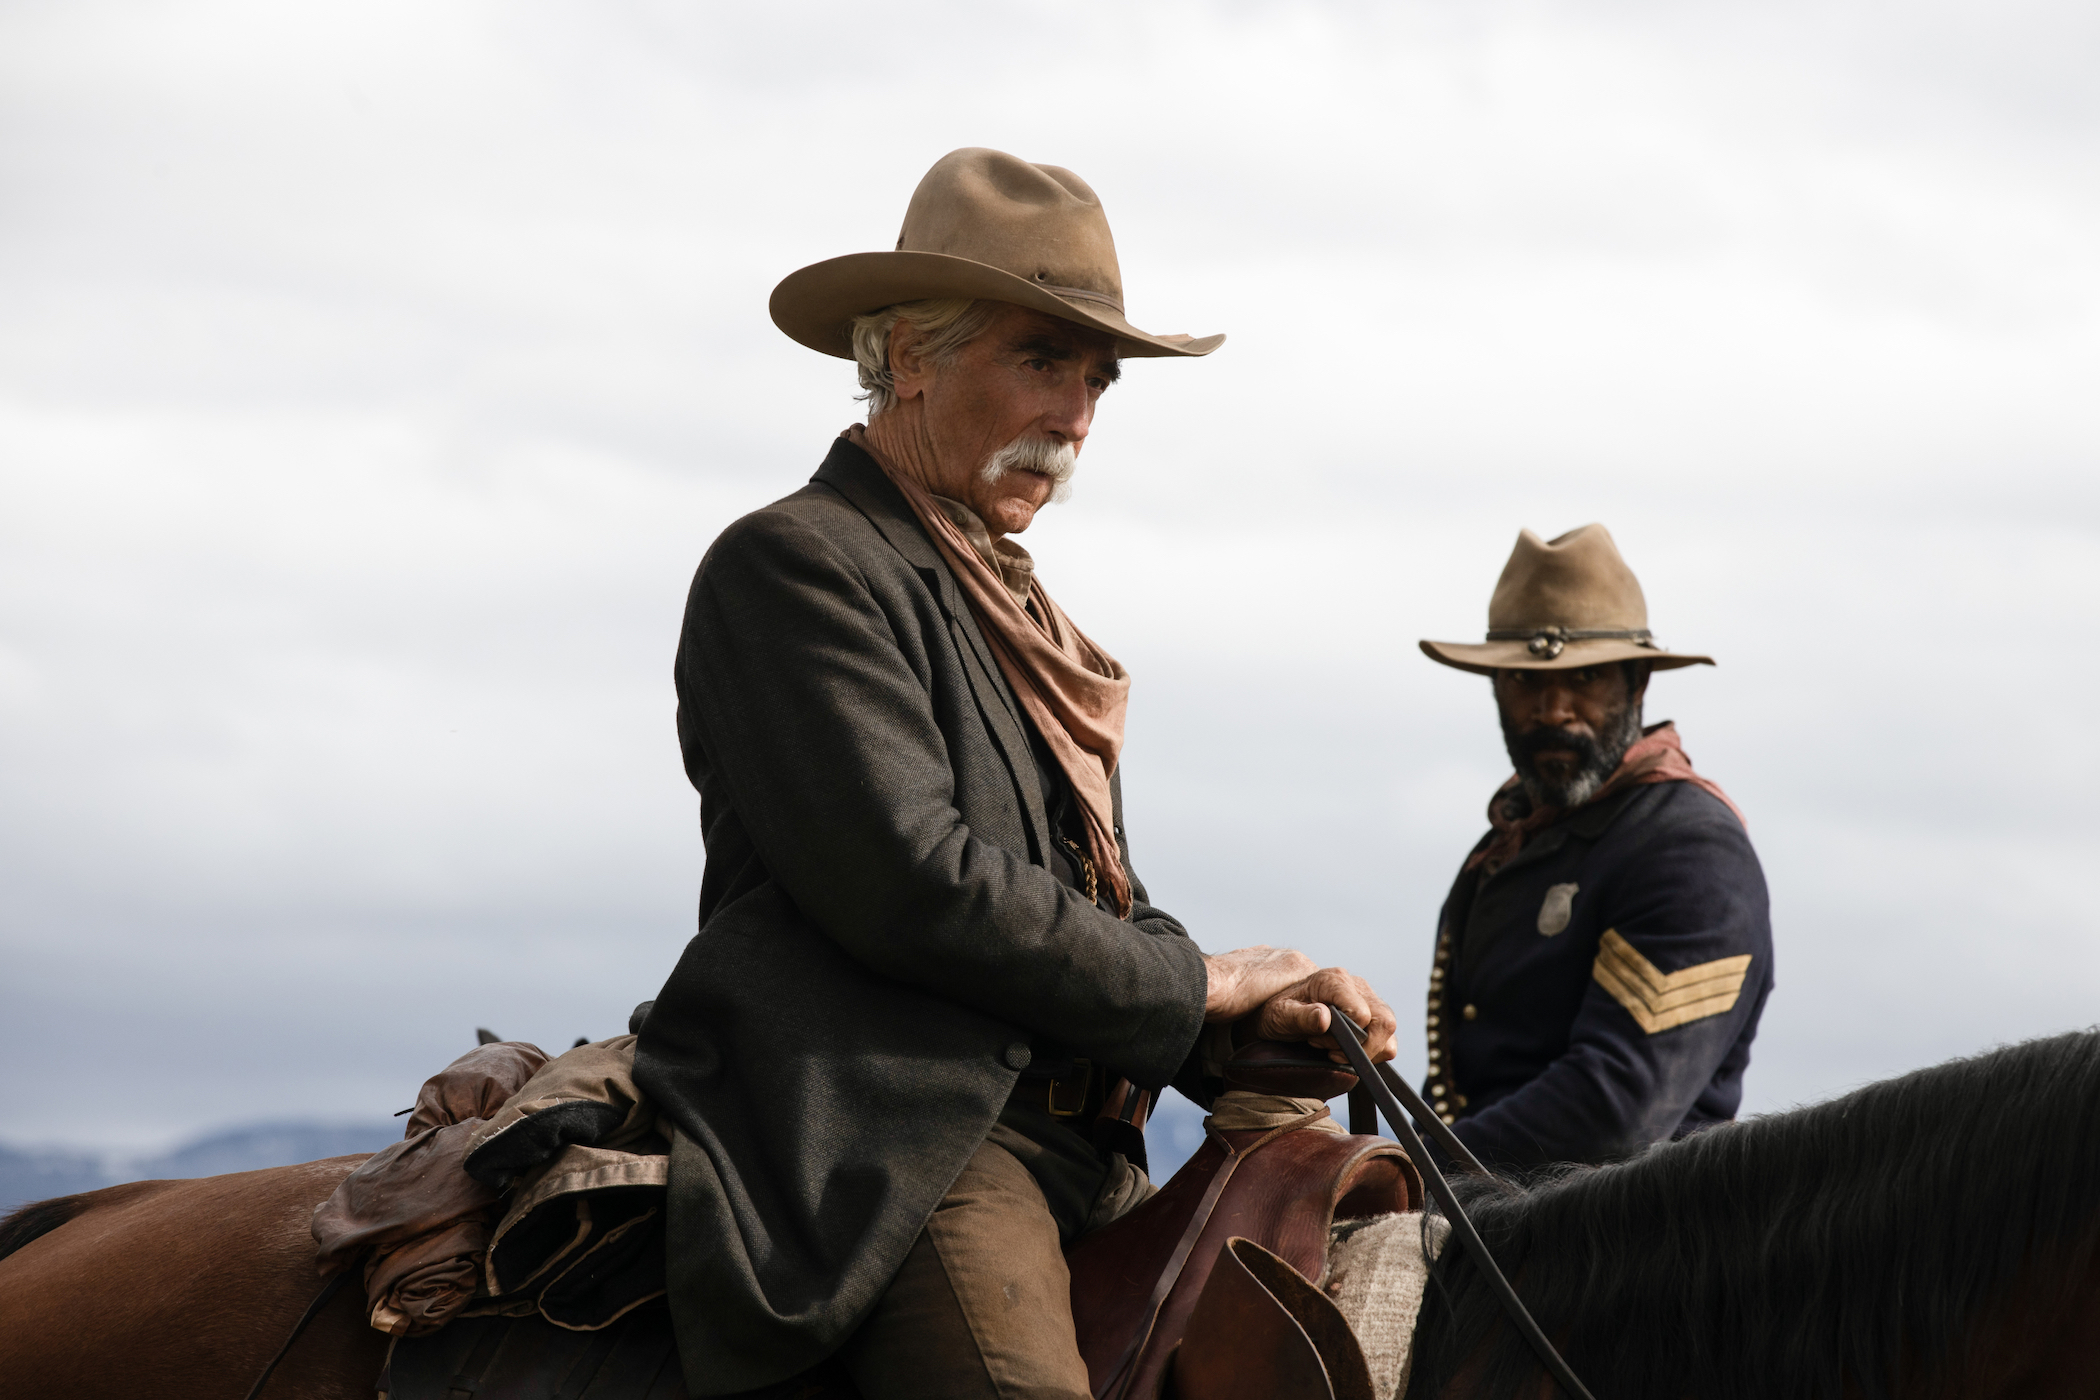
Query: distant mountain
[[0, 1120, 399, 1217], [0, 1143, 114, 1213], [133, 1122, 399, 1180]]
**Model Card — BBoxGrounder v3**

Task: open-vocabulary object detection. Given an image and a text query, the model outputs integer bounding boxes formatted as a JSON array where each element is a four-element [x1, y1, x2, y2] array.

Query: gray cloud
[[1, 0, 2094, 1150]]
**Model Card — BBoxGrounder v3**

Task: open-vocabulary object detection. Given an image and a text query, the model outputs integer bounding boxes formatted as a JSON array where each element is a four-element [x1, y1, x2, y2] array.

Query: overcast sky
[[3, 0, 2096, 1151]]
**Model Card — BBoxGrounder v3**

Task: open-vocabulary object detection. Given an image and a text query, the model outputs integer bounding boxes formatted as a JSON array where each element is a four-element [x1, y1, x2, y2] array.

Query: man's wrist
[[1200, 952, 1237, 1019]]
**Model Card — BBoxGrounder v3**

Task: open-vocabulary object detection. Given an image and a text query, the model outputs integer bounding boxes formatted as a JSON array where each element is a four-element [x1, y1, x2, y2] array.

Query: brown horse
[[5, 1030, 2100, 1399], [0, 1156, 386, 1399]]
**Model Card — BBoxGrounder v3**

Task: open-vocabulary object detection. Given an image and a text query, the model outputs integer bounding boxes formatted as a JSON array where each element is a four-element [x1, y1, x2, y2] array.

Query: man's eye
[[1026, 358, 1051, 371]]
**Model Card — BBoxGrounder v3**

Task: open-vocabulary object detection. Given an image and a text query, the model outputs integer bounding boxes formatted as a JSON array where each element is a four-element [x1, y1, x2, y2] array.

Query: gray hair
[[849, 298, 1002, 417]]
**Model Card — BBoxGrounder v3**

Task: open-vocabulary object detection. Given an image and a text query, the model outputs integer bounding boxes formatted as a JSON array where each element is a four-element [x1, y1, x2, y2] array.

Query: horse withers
[[0, 1156, 387, 1399]]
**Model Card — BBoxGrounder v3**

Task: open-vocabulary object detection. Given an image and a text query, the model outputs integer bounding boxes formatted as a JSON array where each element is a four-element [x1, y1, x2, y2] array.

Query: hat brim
[[770, 250, 1225, 361], [1419, 638, 1714, 676]]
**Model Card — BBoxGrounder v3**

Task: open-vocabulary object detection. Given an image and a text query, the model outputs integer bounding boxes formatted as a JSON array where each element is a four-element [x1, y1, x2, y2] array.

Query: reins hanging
[[1325, 1006, 1600, 1400], [240, 1272, 350, 1400]]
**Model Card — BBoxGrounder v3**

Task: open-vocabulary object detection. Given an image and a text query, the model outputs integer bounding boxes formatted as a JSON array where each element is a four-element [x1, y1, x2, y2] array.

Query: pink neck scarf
[[851, 429, 1135, 916]]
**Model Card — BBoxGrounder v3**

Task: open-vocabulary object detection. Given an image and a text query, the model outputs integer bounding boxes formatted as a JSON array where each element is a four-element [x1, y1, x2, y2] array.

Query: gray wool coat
[[633, 437, 1210, 1396]]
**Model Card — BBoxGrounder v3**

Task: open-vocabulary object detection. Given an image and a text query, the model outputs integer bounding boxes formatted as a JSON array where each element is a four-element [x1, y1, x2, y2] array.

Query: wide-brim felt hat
[[771, 147, 1225, 361], [1421, 523, 1714, 676]]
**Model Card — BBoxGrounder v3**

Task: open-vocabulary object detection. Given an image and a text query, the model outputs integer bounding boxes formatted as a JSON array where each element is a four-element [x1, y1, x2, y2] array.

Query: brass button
[[1426, 1015, 1439, 1028], [1455, 1094, 1469, 1108], [1462, 1004, 1478, 1021]]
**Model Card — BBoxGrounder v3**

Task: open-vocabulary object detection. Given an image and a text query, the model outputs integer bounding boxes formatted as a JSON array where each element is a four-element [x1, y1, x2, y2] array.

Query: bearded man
[[1417, 524, 1774, 1172], [632, 148, 1397, 1400]]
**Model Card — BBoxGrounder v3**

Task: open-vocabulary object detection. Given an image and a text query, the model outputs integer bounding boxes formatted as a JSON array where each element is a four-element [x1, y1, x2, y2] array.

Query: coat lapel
[[813, 439, 1053, 860]]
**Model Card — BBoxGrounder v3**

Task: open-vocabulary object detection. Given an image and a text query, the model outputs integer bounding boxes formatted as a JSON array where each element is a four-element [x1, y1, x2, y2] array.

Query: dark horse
[[1, 1032, 2097, 1398], [1407, 1029, 2100, 1399]]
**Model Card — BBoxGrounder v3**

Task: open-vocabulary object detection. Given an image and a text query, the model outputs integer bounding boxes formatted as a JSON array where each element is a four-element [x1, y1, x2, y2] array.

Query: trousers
[[839, 1135, 1117, 1400]]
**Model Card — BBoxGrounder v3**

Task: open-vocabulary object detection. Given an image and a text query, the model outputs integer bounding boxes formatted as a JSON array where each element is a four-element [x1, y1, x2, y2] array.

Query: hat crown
[[1487, 524, 1649, 633], [896, 148, 1125, 310]]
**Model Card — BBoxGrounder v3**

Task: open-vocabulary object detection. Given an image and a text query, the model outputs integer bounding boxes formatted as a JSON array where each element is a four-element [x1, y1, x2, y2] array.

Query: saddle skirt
[[1066, 1121, 1419, 1400]]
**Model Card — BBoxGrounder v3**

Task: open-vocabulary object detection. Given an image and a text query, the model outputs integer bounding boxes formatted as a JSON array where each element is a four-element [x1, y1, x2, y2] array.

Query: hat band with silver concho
[[1418, 524, 1714, 675], [1484, 625, 1656, 661]]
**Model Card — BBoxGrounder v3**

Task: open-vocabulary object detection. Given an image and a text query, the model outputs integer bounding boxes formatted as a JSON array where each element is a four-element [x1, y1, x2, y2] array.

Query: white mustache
[[980, 435, 1078, 504]]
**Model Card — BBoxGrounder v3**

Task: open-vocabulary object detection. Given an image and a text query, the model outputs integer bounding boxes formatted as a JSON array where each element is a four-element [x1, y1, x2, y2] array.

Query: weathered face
[[888, 303, 1120, 536], [1493, 663, 1649, 807]]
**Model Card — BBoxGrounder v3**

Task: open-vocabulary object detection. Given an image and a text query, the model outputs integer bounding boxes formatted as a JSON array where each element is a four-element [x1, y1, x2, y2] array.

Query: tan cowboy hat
[[770, 147, 1225, 361], [1420, 524, 1715, 675]]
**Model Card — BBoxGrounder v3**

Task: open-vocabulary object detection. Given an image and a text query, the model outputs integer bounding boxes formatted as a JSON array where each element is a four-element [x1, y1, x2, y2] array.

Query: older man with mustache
[[633, 149, 1396, 1400], [1417, 525, 1774, 1172]]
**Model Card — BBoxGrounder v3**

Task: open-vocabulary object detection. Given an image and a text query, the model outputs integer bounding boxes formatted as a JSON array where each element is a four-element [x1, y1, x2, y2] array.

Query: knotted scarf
[[1468, 721, 1745, 876], [848, 427, 1135, 917]]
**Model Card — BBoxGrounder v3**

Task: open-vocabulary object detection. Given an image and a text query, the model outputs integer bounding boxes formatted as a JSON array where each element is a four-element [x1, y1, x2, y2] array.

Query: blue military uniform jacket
[[1424, 768, 1774, 1170]]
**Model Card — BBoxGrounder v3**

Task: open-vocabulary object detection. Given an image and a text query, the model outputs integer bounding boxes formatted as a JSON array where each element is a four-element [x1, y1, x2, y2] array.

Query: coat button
[[1462, 1004, 1478, 1021], [1004, 1043, 1032, 1071]]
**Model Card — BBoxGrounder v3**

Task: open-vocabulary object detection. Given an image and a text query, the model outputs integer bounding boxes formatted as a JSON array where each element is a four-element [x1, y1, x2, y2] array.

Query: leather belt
[[1015, 1057, 1099, 1119]]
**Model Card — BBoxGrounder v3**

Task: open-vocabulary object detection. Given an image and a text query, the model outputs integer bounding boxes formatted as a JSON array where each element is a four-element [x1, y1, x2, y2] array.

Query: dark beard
[[1501, 698, 1645, 811]]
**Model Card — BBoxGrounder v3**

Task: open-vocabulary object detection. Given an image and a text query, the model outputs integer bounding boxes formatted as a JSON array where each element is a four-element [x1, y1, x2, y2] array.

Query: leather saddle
[[380, 1040, 1415, 1400], [1065, 1041, 1418, 1400], [1174, 1237, 1377, 1400]]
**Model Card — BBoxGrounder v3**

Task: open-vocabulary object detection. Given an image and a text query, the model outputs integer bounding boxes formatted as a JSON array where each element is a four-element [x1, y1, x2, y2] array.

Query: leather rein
[[1325, 1006, 1599, 1400], [239, 1270, 350, 1400]]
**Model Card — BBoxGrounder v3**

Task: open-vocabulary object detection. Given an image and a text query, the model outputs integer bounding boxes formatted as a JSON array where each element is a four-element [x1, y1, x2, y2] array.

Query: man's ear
[[887, 321, 933, 403]]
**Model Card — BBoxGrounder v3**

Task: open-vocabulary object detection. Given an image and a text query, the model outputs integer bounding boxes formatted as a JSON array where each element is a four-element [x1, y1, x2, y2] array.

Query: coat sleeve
[[677, 508, 1208, 1089], [1452, 798, 1772, 1169]]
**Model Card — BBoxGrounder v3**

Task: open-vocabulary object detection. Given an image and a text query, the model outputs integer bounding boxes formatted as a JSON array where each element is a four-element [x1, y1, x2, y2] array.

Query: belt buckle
[[1048, 1058, 1092, 1117]]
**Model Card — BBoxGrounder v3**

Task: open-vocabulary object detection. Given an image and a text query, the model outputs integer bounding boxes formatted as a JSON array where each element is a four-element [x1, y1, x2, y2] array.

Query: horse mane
[[1405, 1029, 2100, 1400], [0, 1194, 93, 1265]]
